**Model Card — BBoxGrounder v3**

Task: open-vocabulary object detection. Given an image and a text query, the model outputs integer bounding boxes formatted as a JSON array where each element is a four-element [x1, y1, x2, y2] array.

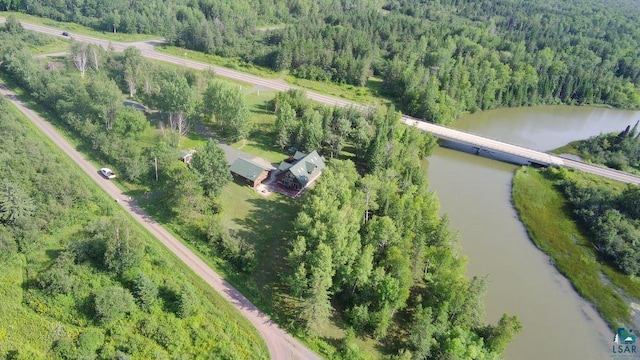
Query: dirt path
[[0, 85, 321, 360]]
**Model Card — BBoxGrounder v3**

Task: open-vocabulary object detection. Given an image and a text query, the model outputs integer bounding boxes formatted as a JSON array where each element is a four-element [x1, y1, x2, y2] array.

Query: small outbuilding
[[179, 149, 196, 164], [230, 158, 271, 188]]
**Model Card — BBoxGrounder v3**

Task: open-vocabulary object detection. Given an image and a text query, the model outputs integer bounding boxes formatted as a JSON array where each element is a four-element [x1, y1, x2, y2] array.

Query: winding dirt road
[[0, 83, 321, 359]]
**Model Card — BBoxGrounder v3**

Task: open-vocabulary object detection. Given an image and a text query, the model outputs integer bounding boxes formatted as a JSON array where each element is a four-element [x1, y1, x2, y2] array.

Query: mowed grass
[[230, 89, 289, 163], [218, 181, 299, 311], [512, 167, 636, 329], [2, 11, 160, 42]]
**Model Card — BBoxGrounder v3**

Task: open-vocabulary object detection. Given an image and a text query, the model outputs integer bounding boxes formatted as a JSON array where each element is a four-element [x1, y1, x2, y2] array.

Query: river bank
[[511, 166, 640, 331]]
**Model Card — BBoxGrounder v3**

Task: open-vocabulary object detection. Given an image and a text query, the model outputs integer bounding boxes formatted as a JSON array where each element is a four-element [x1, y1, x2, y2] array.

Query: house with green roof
[[230, 157, 271, 188], [276, 150, 325, 191]]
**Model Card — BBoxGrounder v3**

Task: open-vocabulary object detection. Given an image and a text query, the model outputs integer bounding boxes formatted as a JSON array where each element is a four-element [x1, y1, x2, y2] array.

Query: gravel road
[[0, 83, 321, 360]]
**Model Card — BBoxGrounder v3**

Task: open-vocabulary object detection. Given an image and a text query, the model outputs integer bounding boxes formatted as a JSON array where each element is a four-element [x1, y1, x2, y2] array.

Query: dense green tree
[[404, 305, 435, 359], [299, 243, 334, 332], [480, 314, 523, 354], [103, 216, 144, 275], [94, 286, 136, 324], [38, 250, 77, 295], [86, 73, 124, 131], [155, 72, 198, 138], [113, 108, 148, 139], [0, 179, 35, 226], [203, 81, 251, 141], [132, 272, 158, 312], [190, 139, 232, 198], [164, 163, 209, 217], [274, 99, 297, 149], [176, 283, 200, 318], [2, 15, 23, 34]]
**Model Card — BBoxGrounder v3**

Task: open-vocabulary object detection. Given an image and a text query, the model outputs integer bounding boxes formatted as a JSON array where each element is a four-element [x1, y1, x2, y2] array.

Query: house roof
[[123, 100, 147, 112], [179, 149, 195, 159], [293, 151, 307, 160], [230, 158, 269, 181], [286, 150, 325, 186]]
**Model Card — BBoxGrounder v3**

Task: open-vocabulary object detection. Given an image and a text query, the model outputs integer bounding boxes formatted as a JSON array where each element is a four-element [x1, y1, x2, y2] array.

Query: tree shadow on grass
[[250, 102, 274, 116], [158, 285, 180, 315], [248, 129, 283, 156], [233, 195, 300, 313]]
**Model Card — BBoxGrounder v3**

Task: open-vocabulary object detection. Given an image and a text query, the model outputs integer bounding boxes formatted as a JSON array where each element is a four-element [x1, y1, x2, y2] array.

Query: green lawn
[[219, 182, 299, 306], [230, 89, 289, 163], [512, 167, 638, 329]]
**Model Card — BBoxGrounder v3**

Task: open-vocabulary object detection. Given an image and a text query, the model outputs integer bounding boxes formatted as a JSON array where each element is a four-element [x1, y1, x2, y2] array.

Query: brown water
[[427, 105, 640, 360]]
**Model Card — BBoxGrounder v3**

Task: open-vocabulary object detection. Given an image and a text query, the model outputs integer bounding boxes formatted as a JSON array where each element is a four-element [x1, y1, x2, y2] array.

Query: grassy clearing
[[285, 75, 390, 106], [217, 180, 381, 359], [2, 11, 159, 42], [230, 89, 289, 163], [550, 140, 581, 156], [31, 37, 68, 54], [219, 182, 299, 302], [512, 167, 638, 329]]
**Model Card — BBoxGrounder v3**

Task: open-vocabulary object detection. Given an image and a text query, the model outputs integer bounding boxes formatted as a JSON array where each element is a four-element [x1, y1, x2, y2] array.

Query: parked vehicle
[[99, 168, 116, 179]]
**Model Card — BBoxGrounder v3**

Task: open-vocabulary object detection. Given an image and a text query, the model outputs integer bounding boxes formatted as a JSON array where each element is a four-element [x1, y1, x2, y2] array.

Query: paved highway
[[17, 19, 632, 185]]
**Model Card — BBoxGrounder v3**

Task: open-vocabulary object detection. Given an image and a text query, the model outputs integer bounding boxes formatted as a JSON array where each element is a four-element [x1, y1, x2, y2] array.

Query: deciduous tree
[[94, 286, 136, 324], [190, 138, 232, 198], [103, 216, 144, 275]]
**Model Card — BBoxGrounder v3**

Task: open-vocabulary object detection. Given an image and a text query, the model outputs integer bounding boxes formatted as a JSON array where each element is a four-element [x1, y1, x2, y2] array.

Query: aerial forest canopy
[[4, 0, 640, 122]]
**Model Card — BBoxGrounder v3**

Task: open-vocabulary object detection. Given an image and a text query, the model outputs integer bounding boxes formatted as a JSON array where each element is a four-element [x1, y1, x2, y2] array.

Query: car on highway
[[62, 31, 69, 36], [99, 168, 116, 179]]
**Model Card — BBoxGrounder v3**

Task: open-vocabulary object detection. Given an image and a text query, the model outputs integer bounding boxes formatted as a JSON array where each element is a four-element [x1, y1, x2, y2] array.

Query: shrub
[[94, 286, 136, 324]]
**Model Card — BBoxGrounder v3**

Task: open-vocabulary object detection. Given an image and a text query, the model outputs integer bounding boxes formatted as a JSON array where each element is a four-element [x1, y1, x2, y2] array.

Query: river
[[427, 105, 640, 360]]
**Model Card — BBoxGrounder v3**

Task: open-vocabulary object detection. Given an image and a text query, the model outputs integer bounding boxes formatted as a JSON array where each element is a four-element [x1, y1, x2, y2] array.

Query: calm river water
[[427, 105, 640, 360]]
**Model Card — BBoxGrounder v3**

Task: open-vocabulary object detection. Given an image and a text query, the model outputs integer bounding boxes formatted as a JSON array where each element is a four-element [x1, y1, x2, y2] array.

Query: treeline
[[5, 0, 640, 123], [561, 124, 640, 276], [557, 172, 640, 277], [575, 122, 640, 173], [0, 21, 253, 271], [283, 97, 521, 358], [272, 89, 436, 163], [0, 97, 265, 358]]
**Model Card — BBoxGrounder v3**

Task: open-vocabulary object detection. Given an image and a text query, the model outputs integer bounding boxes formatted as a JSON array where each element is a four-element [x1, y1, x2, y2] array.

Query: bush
[[176, 284, 200, 319], [77, 328, 105, 357], [132, 273, 158, 312], [94, 286, 136, 324]]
